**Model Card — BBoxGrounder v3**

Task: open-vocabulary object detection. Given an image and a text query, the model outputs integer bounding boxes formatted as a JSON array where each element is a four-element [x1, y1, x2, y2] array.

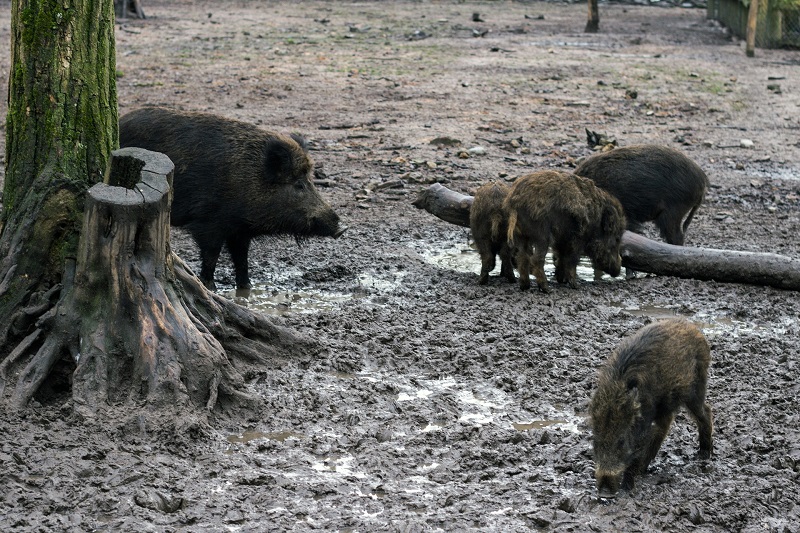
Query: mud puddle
[[613, 301, 797, 338], [224, 239, 621, 314], [337, 371, 580, 434], [416, 241, 618, 283], [223, 272, 406, 315]]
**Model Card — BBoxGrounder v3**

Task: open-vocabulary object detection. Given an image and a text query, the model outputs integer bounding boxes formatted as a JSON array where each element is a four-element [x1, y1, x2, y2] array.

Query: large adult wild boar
[[574, 144, 709, 246], [119, 108, 345, 290]]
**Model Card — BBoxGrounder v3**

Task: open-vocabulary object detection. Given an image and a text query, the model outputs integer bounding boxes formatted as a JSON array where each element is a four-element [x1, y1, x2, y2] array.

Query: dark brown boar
[[574, 145, 709, 246], [119, 107, 344, 290], [589, 318, 713, 498], [470, 182, 516, 285], [503, 170, 626, 292]]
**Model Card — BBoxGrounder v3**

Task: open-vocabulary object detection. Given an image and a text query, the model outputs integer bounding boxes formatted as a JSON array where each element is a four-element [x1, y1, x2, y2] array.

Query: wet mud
[[1, 1, 800, 531]]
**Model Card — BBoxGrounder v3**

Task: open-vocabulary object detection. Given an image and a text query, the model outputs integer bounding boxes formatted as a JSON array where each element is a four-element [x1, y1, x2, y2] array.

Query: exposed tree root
[[1, 148, 318, 418]]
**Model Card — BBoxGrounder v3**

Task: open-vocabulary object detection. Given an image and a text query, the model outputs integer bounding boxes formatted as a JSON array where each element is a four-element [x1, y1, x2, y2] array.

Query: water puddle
[[220, 238, 621, 315], [388, 375, 582, 433], [526, 40, 614, 49], [612, 302, 798, 337], [512, 420, 569, 431], [311, 453, 367, 479], [615, 304, 682, 320], [417, 241, 618, 283], [224, 287, 352, 315], [222, 272, 406, 316]]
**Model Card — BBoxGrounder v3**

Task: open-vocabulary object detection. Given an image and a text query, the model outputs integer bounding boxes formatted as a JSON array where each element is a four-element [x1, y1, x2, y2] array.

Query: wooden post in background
[[746, 0, 760, 57]]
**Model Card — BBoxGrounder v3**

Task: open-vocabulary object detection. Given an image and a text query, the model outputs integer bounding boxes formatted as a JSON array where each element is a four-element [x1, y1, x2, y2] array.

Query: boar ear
[[289, 133, 309, 152], [263, 138, 297, 183], [626, 383, 642, 413], [602, 203, 623, 234]]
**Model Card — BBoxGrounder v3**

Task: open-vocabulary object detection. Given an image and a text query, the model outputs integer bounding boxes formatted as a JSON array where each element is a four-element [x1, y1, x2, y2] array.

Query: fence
[[707, 0, 800, 48]]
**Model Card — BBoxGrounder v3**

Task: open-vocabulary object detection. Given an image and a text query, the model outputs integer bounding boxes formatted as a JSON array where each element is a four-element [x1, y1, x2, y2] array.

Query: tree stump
[[412, 183, 800, 291], [1, 148, 316, 416]]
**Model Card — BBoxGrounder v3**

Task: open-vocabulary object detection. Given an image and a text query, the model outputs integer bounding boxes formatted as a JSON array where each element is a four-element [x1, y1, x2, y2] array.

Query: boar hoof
[[597, 489, 617, 500], [478, 274, 489, 285]]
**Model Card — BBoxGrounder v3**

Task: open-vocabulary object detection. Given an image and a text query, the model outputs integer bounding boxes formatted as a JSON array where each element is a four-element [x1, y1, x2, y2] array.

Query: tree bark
[[585, 0, 600, 33], [412, 184, 800, 291], [1, 0, 118, 350]]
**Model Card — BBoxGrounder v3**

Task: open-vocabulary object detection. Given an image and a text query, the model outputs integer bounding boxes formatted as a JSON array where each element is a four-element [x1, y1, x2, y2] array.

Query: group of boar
[[469, 143, 713, 498], [118, 107, 713, 499], [470, 144, 709, 292]]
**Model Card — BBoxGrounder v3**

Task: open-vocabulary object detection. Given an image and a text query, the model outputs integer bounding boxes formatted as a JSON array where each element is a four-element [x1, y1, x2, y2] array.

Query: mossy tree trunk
[[1, 0, 118, 356], [1, 1, 315, 419]]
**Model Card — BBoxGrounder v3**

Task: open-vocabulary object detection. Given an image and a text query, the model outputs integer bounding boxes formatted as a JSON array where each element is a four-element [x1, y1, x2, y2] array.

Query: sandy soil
[[2, 1, 800, 531]]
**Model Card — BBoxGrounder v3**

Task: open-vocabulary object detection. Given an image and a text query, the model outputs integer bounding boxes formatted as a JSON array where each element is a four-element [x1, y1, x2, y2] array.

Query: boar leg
[[477, 247, 496, 285], [553, 250, 565, 284], [514, 238, 533, 291], [554, 243, 581, 288], [655, 210, 686, 246], [531, 239, 550, 293], [199, 241, 224, 290], [226, 234, 252, 290], [642, 413, 675, 471], [499, 245, 516, 283], [621, 466, 637, 492], [687, 399, 714, 459]]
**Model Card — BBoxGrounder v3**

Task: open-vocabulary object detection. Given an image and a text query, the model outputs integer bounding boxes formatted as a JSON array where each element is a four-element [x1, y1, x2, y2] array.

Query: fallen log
[[412, 183, 800, 291]]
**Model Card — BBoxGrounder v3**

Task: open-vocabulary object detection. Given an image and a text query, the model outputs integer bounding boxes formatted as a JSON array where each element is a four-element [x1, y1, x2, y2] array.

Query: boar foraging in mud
[[119, 108, 345, 290], [574, 144, 709, 246], [470, 182, 516, 285], [503, 170, 626, 292], [589, 318, 713, 499]]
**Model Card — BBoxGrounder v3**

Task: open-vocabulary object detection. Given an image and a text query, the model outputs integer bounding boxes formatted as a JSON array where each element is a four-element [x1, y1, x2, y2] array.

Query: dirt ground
[[2, 0, 800, 531]]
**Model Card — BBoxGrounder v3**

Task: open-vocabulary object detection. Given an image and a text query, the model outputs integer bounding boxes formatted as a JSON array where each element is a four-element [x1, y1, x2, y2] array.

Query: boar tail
[[682, 203, 700, 235], [506, 209, 518, 246], [490, 213, 504, 243]]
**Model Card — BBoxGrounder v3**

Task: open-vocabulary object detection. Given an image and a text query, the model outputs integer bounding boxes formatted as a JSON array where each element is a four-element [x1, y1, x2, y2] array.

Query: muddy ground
[[2, 0, 800, 531]]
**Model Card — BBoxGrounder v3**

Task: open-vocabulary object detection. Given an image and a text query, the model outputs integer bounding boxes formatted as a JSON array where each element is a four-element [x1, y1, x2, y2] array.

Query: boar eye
[[294, 181, 306, 191]]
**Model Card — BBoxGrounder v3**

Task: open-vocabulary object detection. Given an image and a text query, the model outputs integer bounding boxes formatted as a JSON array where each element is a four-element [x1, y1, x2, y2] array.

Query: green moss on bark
[[0, 0, 118, 347]]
